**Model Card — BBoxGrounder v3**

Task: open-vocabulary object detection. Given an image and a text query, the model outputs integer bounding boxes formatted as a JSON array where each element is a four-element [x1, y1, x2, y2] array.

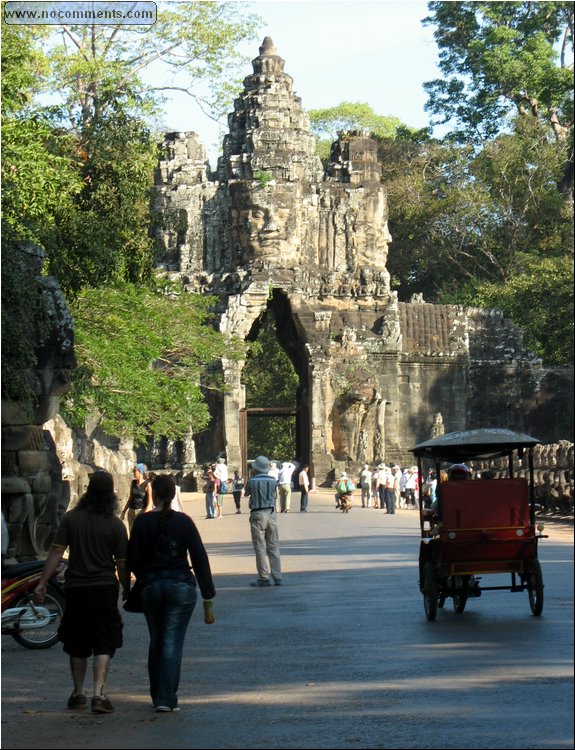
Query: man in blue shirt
[[245, 456, 282, 587]]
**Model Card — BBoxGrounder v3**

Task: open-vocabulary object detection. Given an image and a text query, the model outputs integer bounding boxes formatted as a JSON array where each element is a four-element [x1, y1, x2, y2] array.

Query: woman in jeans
[[127, 475, 215, 712]]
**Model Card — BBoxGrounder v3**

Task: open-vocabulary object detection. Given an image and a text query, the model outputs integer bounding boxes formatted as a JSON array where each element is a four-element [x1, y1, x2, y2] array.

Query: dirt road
[[1, 491, 573, 749]]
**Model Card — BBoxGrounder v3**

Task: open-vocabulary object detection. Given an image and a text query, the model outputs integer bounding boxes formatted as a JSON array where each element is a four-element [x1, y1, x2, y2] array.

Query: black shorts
[[59, 585, 123, 658]]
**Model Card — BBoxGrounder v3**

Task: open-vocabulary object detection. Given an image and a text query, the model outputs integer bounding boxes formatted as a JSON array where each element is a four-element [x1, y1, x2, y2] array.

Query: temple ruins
[[151, 37, 573, 486]]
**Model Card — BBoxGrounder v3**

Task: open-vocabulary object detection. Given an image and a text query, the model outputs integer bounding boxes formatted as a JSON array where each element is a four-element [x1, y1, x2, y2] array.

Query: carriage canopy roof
[[411, 428, 541, 462]]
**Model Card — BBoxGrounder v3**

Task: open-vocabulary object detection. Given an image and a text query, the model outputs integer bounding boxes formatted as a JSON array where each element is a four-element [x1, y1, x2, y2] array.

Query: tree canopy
[[1, 4, 258, 440], [65, 283, 241, 444], [308, 101, 406, 161], [423, 1, 574, 200]]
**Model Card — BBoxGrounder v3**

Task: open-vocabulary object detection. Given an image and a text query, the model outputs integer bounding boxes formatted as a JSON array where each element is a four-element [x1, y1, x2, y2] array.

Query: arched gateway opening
[[239, 290, 311, 481]]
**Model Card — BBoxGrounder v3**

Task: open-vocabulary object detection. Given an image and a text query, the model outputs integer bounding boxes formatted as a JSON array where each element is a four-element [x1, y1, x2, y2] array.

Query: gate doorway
[[239, 290, 311, 481], [239, 406, 299, 481]]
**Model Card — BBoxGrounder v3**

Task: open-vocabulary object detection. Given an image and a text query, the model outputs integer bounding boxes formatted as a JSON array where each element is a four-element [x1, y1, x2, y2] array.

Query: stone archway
[[219, 288, 312, 480]]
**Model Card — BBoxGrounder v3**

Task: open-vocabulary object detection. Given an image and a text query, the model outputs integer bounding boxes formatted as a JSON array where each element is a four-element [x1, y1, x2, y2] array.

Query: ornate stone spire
[[218, 37, 323, 183]]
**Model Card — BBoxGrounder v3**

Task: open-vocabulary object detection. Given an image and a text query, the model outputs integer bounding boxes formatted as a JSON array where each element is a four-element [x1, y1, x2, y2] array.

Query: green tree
[[1, 22, 81, 409], [308, 101, 405, 161], [64, 282, 242, 444], [1, 5, 260, 433], [378, 119, 573, 364], [442, 254, 574, 365], [1, 22, 82, 247], [423, 1, 574, 200], [45, 1, 260, 136]]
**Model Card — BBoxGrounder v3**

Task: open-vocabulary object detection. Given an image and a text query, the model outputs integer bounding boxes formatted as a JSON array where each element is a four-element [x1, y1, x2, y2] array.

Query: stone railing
[[475, 440, 573, 517]]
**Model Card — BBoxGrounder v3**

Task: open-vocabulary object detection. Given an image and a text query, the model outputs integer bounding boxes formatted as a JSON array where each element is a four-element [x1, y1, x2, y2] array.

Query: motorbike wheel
[[527, 559, 544, 616], [423, 562, 438, 621], [11, 583, 64, 649], [452, 576, 469, 614]]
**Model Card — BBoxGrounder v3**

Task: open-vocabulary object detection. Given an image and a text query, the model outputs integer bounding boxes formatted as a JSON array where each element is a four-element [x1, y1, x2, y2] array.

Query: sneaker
[[155, 705, 180, 712], [67, 692, 86, 710], [273, 579, 282, 586], [250, 578, 271, 587], [91, 695, 114, 714]]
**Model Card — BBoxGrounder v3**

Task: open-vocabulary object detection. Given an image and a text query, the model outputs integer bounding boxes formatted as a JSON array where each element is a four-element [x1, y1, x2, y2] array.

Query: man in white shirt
[[298, 464, 310, 512], [277, 461, 296, 513], [358, 464, 372, 508]]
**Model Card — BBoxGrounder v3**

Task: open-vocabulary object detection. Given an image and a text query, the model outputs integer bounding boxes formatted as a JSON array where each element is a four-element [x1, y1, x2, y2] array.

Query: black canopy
[[411, 428, 541, 462]]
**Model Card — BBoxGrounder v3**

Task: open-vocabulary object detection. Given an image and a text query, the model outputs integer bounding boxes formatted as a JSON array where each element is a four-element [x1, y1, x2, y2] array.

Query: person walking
[[245, 455, 282, 587], [299, 464, 310, 512], [204, 469, 217, 519], [232, 470, 245, 514], [268, 461, 280, 510], [383, 465, 395, 514], [371, 467, 380, 508], [391, 465, 402, 511], [34, 471, 130, 714], [120, 464, 153, 532], [214, 457, 228, 518], [127, 475, 215, 712], [376, 464, 387, 510], [278, 460, 296, 512]]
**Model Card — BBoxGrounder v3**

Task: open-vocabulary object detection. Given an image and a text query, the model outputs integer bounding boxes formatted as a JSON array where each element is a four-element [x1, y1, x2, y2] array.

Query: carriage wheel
[[423, 562, 438, 621], [452, 575, 469, 614], [527, 559, 544, 616]]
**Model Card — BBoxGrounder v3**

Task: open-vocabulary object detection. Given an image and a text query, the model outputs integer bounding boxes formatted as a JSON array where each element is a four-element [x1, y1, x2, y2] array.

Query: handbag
[[123, 579, 144, 613]]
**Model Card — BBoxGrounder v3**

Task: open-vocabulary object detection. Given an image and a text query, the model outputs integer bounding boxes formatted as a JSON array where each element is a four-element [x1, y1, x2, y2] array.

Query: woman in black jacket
[[127, 475, 215, 712]]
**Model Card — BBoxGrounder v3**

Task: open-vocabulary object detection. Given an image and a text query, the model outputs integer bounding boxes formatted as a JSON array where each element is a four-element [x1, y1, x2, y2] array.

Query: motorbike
[[1, 559, 65, 649], [338, 494, 353, 513]]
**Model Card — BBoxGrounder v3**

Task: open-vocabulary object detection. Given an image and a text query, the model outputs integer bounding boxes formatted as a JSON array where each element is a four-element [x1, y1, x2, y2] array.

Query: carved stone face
[[230, 183, 301, 263]]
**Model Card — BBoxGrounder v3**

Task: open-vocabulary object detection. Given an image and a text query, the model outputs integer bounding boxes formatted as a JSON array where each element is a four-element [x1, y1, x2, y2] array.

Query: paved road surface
[[1, 490, 573, 749]]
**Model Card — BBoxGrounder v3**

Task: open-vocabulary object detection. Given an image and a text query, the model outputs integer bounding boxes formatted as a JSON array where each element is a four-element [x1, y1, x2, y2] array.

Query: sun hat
[[252, 456, 270, 474]]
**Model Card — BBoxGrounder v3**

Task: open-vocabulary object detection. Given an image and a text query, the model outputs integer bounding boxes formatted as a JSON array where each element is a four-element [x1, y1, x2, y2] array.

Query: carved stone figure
[[431, 413, 444, 438], [332, 386, 379, 462]]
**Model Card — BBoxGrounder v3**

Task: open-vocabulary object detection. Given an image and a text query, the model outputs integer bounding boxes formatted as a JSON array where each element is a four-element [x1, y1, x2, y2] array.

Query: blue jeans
[[300, 491, 308, 511], [205, 492, 215, 518], [141, 578, 197, 709]]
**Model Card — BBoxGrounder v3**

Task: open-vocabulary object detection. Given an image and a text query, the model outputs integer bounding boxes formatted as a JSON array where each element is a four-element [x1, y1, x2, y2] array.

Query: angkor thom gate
[[152, 38, 572, 487]]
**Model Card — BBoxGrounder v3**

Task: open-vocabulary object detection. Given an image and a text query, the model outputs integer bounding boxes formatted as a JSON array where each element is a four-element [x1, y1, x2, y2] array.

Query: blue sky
[[156, 1, 440, 164]]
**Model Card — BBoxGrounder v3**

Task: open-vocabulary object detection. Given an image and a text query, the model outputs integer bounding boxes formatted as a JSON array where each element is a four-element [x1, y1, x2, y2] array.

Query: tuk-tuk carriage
[[412, 428, 547, 621]]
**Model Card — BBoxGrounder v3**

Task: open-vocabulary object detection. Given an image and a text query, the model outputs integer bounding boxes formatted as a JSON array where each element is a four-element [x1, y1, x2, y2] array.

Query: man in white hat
[[245, 456, 282, 587]]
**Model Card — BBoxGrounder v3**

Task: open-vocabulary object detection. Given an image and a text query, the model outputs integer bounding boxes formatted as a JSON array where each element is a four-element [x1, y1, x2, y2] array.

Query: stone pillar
[[222, 358, 245, 471]]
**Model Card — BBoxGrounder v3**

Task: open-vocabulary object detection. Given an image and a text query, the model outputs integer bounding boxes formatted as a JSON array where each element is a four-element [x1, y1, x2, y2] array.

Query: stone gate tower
[[153, 38, 572, 484]]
